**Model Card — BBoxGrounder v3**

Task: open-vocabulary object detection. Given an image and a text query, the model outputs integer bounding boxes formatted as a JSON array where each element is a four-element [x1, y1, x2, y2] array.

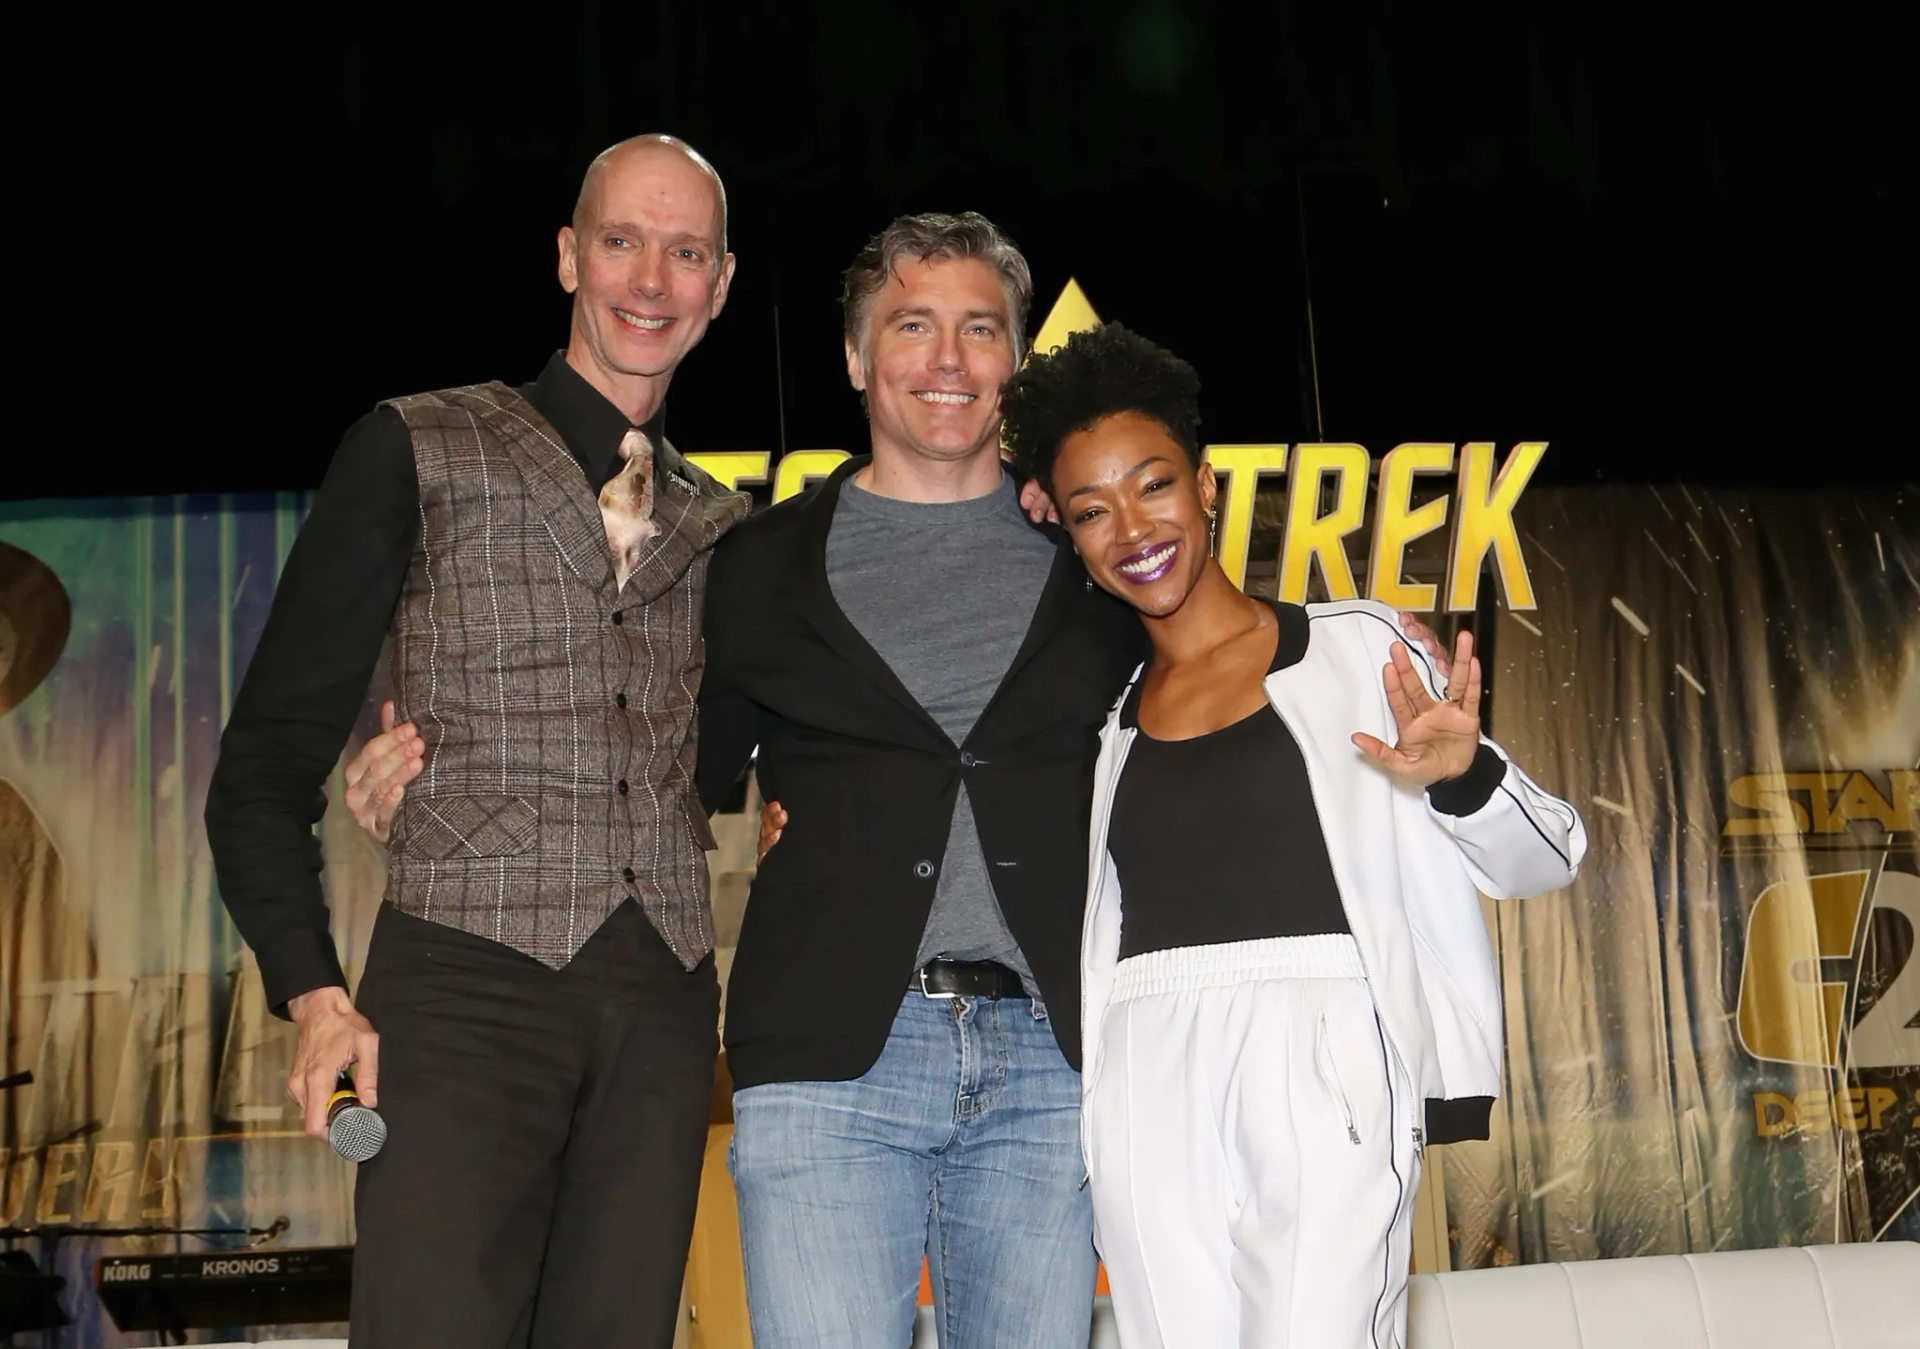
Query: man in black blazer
[[695, 213, 1142, 1347]]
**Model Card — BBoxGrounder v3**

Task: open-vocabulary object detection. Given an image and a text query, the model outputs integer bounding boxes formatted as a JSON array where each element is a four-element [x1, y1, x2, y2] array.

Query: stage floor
[[190, 1301, 1125, 1347]]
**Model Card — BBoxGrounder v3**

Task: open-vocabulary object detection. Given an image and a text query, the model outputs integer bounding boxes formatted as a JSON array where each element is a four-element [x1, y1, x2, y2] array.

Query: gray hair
[[842, 212, 1033, 359], [574, 134, 729, 262]]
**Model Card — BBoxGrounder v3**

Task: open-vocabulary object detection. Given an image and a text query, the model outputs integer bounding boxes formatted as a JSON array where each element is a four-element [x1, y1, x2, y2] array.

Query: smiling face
[[1055, 410, 1217, 618], [846, 255, 1016, 470], [558, 143, 734, 411]]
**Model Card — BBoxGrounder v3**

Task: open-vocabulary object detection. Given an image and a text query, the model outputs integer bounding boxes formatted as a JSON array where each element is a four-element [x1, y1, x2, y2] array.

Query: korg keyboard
[[95, 1246, 351, 1330]]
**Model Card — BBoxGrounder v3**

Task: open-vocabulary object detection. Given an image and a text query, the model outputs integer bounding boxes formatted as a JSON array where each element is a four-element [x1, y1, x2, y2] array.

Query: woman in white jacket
[[999, 324, 1586, 1349]]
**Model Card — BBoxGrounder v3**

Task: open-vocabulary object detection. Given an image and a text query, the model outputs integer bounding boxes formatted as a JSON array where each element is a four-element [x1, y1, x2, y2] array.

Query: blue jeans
[[730, 991, 1096, 1349]]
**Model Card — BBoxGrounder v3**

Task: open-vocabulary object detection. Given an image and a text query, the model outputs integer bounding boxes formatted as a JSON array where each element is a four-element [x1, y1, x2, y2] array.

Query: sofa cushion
[[1408, 1242, 1918, 1348]]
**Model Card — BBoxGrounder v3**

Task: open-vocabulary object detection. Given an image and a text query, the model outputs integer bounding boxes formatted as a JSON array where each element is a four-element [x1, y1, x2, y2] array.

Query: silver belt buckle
[[917, 967, 959, 1000]]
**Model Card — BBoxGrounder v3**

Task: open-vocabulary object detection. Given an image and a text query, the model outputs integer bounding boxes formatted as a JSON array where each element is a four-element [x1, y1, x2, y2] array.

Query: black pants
[[349, 901, 718, 1348]]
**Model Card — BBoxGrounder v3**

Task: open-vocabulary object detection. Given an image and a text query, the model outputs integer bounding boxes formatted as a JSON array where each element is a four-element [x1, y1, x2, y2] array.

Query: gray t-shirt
[[825, 473, 1057, 990]]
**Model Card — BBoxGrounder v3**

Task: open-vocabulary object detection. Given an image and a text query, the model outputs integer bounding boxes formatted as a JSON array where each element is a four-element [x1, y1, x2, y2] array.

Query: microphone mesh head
[[328, 1104, 388, 1162]]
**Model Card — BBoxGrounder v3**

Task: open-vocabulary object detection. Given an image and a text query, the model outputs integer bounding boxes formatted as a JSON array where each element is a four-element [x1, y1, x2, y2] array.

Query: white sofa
[[910, 1241, 1917, 1348], [1405, 1241, 1918, 1348]]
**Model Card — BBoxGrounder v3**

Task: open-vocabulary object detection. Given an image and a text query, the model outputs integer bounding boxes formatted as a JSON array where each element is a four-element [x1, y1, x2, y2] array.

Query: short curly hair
[[1000, 323, 1202, 494]]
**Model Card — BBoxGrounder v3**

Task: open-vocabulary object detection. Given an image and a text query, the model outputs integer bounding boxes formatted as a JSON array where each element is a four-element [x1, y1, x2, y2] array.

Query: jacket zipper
[[1264, 680, 1378, 989], [1316, 1013, 1364, 1145], [1265, 676, 1421, 1144], [1079, 722, 1136, 1181]]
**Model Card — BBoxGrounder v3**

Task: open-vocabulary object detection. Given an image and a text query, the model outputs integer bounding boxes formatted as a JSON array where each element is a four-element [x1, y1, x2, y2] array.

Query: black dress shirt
[[205, 354, 666, 1012]]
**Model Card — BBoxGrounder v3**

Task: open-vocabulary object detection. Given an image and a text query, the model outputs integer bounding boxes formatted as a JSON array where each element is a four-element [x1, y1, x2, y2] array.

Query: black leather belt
[[913, 959, 1028, 1000]]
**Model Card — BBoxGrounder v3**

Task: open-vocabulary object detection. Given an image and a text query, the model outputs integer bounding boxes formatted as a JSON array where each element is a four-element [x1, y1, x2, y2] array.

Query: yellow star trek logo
[[687, 282, 1543, 613]]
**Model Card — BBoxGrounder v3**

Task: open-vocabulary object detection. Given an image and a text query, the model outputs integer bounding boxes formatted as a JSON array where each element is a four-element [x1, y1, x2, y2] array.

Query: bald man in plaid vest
[[207, 135, 745, 1348]]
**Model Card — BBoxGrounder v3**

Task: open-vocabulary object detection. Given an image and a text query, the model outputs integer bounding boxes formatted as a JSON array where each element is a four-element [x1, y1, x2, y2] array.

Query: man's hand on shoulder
[[286, 984, 380, 1140], [1397, 611, 1454, 682], [343, 701, 425, 843], [1019, 478, 1059, 525]]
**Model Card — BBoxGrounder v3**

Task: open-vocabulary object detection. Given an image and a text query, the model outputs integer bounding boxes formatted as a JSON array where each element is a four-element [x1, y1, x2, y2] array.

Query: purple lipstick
[[1114, 540, 1178, 584]]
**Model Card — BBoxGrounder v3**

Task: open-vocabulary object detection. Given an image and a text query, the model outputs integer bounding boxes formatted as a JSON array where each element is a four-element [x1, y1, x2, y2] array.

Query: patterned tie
[[599, 427, 662, 592]]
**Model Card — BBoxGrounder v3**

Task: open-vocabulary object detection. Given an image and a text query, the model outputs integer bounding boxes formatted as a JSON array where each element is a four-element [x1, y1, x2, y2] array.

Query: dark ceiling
[[13, 2, 1905, 499]]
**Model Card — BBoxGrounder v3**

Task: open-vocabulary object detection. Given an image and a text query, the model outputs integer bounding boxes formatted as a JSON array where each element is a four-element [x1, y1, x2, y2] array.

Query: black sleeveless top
[[1109, 602, 1350, 959]]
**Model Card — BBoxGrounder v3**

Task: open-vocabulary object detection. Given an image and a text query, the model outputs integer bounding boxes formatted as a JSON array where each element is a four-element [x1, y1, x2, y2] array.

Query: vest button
[[622, 867, 636, 883], [611, 611, 623, 626], [617, 779, 629, 795], [616, 693, 628, 708], [913, 859, 936, 879], [959, 751, 977, 767]]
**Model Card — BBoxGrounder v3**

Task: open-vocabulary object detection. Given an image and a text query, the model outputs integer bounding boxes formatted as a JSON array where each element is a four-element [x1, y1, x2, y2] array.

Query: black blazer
[[697, 457, 1146, 1089]]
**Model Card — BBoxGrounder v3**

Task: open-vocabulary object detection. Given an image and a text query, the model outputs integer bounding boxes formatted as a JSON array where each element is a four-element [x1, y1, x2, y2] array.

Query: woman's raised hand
[[1350, 628, 1481, 787]]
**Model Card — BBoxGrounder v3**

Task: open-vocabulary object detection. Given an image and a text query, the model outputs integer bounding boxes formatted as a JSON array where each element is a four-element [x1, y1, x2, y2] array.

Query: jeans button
[[913, 859, 936, 879]]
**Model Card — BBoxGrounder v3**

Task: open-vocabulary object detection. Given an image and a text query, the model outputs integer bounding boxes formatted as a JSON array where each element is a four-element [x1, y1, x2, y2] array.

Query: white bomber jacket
[[1081, 598, 1587, 1145]]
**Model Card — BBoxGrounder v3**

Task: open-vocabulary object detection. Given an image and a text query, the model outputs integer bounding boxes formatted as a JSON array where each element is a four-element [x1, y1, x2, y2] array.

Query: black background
[[13, 2, 1905, 499]]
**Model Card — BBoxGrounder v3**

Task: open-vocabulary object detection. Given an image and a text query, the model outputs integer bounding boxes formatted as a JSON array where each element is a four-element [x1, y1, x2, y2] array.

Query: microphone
[[325, 1070, 388, 1162]]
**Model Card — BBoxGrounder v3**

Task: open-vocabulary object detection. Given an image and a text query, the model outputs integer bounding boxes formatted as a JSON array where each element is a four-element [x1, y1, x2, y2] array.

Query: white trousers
[[1086, 935, 1423, 1349]]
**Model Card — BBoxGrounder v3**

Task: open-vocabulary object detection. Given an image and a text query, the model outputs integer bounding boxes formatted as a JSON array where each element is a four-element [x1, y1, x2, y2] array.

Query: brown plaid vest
[[379, 382, 747, 969]]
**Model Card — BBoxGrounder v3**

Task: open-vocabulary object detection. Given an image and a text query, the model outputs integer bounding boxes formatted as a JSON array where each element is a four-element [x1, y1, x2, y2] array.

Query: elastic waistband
[[1110, 934, 1365, 1002]]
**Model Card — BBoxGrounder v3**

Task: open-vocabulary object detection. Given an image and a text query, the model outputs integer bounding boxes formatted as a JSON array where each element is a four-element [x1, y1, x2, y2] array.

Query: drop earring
[[1208, 508, 1218, 555]]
